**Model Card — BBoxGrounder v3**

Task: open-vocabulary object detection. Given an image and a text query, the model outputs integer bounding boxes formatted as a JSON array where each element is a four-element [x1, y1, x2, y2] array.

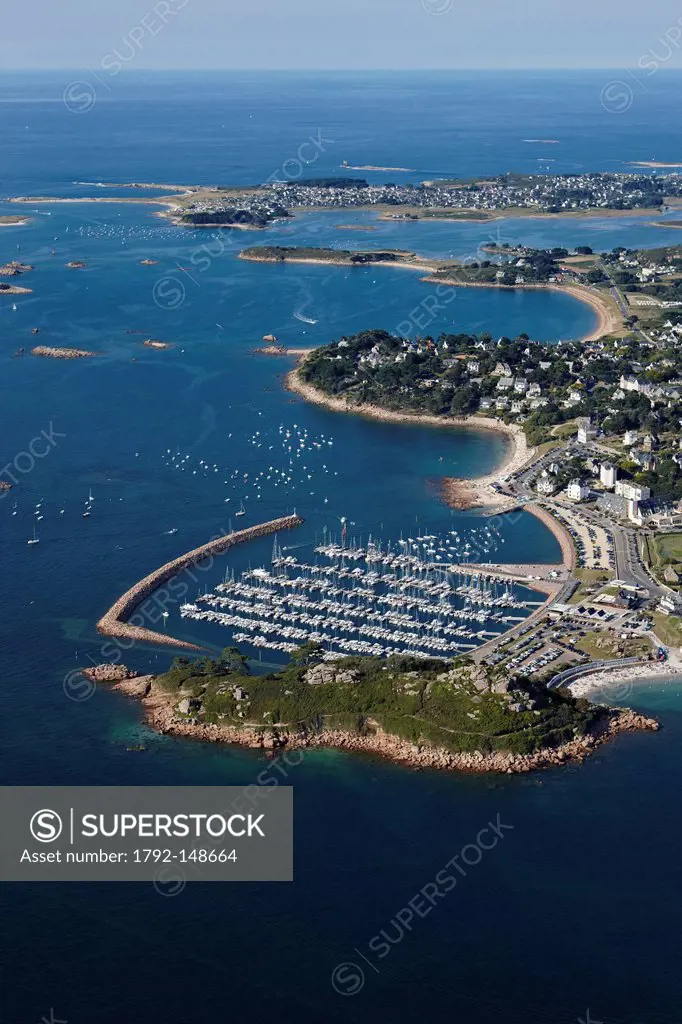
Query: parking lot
[[547, 502, 616, 571], [489, 602, 651, 677]]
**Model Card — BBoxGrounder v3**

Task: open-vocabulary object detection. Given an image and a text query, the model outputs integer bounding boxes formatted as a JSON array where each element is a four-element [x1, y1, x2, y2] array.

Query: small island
[[143, 338, 172, 350], [0, 283, 32, 295], [104, 647, 658, 773], [0, 260, 34, 276], [31, 345, 96, 359], [0, 214, 30, 226], [240, 245, 419, 266], [340, 161, 415, 172]]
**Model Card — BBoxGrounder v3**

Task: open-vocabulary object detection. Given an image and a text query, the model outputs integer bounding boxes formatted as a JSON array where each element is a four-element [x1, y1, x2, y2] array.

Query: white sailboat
[[235, 500, 246, 517], [27, 526, 39, 546]]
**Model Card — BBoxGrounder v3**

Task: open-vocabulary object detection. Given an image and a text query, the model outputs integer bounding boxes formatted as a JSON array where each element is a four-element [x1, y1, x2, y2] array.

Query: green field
[[651, 612, 682, 649], [644, 533, 682, 588], [653, 533, 682, 565]]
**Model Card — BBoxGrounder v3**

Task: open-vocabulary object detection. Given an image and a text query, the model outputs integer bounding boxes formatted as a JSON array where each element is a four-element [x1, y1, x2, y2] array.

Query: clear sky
[[3, 0, 682, 70]]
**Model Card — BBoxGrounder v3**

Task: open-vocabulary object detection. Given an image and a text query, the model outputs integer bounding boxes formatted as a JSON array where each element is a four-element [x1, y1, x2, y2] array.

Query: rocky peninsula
[[104, 652, 659, 774]]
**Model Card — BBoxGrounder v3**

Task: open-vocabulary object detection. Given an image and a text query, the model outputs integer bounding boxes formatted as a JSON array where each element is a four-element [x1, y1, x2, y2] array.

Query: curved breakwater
[[96, 514, 304, 650]]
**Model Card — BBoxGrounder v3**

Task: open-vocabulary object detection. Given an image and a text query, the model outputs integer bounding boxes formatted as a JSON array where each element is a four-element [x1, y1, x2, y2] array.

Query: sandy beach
[[568, 662, 682, 699], [559, 284, 621, 340], [286, 365, 535, 505], [630, 161, 682, 169]]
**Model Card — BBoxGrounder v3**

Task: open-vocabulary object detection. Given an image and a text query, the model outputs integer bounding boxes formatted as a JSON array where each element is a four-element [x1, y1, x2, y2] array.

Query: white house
[[535, 470, 556, 495], [567, 479, 590, 502], [623, 429, 638, 446], [577, 420, 597, 444], [659, 593, 682, 616], [600, 462, 618, 489]]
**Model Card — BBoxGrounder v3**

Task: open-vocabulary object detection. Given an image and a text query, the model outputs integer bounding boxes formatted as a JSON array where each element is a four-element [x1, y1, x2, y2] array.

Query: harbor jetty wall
[[97, 514, 304, 651]]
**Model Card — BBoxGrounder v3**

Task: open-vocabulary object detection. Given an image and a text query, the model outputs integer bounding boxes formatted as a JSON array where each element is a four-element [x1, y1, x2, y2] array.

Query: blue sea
[[2, 71, 682, 1024]]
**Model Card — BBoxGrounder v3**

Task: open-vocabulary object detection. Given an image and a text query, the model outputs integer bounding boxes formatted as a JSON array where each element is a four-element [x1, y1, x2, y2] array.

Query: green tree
[[218, 646, 251, 675], [291, 642, 325, 667]]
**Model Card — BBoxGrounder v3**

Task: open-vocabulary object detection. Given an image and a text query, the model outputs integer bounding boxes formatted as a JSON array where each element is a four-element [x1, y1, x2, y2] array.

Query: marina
[[180, 531, 544, 660]]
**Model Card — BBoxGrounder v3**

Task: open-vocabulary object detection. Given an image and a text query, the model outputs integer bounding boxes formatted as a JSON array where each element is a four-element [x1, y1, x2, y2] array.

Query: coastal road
[[567, 503, 663, 596], [507, 440, 664, 596]]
